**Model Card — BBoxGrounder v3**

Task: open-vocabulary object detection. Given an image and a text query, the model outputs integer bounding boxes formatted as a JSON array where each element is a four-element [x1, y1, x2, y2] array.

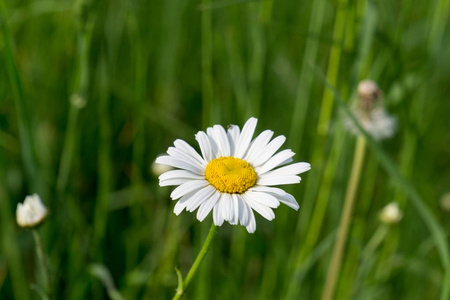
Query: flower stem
[[32, 229, 50, 299], [322, 136, 366, 300], [173, 223, 218, 300]]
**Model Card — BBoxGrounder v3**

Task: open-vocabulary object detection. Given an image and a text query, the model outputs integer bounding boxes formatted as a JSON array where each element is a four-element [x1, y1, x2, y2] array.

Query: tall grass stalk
[[322, 136, 366, 300]]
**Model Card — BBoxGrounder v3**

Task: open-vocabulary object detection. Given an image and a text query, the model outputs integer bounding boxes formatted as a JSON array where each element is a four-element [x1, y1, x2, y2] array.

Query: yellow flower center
[[205, 157, 258, 194]]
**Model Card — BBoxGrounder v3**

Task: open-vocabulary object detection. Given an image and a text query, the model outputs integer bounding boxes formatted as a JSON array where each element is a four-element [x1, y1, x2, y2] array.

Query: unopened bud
[[16, 194, 48, 228], [151, 156, 174, 177], [358, 80, 382, 112], [70, 94, 87, 109], [380, 202, 403, 225]]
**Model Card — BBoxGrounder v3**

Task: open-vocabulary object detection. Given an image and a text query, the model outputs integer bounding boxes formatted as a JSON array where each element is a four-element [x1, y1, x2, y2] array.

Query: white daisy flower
[[155, 117, 311, 233], [16, 194, 48, 228]]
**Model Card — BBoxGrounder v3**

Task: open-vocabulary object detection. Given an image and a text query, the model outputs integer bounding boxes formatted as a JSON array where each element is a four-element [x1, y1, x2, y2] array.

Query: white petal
[[257, 176, 301, 186], [243, 194, 275, 221], [255, 149, 295, 174], [156, 156, 204, 175], [213, 201, 224, 226], [167, 147, 204, 169], [236, 195, 248, 226], [160, 178, 192, 186], [206, 127, 220, 158], [245, 190, 280, 208], [186, 185, 216, 212], [234, 117, 258, 158], [195, 131, 214, 162], [246, 207, 256, 233], [252, 135, 286, 166], [174, 139, 206, 166], [260, 162, 311, 178], [227, 125, 240, 156], [173, 191, 196, 215], [220, 193, 233, 221], [251, 186, 299, 210], [159, 170, 203, 181], [244, 130, 274, 163], [197, 192, 221, 221], [229, 194, 239, 225], [211, 125, 231, 157], [170, 180, 209, 200]]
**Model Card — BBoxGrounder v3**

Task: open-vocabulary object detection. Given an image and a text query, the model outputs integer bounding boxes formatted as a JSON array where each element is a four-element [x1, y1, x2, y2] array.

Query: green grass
[[1, 0, 450, 299]]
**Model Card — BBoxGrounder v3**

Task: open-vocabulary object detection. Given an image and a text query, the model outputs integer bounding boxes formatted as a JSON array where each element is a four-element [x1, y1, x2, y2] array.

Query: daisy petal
[[213, 200, 224, 226], [170, 180, 209, 200], [174, 191, 196, 215], [252, 135, 286, 166], [160, 178, 192, 186], [243, 194, 275, 221], [261, 162, 311, 177], [246, 208, 256, 233], [255, 149, 295, 174], [212, 125, 231, 157], [244, 130, 274, 163], [174, 139, 206, 166], [156, 156, 204, 175], [236, 195, 248, 226], [230, 194, 239, 225], [235, 117, 258, 158], [197, 192, 220, 221], [245, 190, 280, 208], [159, 170, 203, 182], [257, 176, 301, 186], [227, 125, 240, 156], [167, 147, 202, 167], [186, 185, 216, 212], [251, 186, 299, 210], [195, 131, 214, 162]]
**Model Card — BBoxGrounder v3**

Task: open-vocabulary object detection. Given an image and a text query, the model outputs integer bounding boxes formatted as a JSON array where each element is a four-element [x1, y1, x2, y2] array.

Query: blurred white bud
[[16, 194, 48, 228], [70, 94, 87, 109], [151, 156, 173, 177], [358, 80, 382, 103], [440, 192, 450, 211], [380, 202, 403, 225]]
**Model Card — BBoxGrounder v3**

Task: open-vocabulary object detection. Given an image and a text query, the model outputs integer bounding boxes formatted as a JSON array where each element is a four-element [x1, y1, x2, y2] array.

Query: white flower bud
[[440, 192, 450, 211], [70, 94, 87, 109], [151, 156, 174, 177], [380, 202, 403, 225], [16, 194, 48, 228]]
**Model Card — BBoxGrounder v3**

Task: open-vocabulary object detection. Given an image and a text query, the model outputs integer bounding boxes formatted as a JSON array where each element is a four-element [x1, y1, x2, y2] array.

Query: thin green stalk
[[317, 0, 348, 136], [173, 223, 218, 300], [93, 54, 112, 256], [32, 229, 50, 300], [0, 0, 39, 192], [322, 136, 366, 300]]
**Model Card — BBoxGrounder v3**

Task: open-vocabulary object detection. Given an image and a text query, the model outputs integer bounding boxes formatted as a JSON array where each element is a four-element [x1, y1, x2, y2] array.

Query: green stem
[[32, 229, 50, 300], [172, 223, 218, 300], [322, 136, 366, 300]]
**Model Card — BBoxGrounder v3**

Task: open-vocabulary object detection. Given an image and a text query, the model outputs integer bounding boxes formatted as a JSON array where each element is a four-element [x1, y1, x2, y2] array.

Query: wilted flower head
[[379, 202, 403, 225], [440, 192, 450, 211], [155, 117, 311, 233], [16, 194, 48, 228], [345, 80, 396, 140]]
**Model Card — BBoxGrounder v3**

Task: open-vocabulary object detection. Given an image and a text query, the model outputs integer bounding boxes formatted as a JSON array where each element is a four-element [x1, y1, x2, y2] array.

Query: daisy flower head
[[155, 117, 311, 233], [345, 80, 397, 141]]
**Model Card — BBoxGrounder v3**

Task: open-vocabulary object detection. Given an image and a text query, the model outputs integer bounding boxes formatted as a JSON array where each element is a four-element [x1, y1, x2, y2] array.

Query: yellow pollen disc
[[205, 157, 258, 194]]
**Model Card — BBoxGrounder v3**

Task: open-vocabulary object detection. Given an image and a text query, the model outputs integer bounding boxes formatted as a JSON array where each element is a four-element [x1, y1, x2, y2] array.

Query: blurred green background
[[1, 0, 450, 299]]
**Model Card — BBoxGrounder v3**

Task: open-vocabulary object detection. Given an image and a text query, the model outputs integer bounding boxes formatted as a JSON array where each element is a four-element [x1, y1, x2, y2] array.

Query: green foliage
[[1, 0, 449, 299]]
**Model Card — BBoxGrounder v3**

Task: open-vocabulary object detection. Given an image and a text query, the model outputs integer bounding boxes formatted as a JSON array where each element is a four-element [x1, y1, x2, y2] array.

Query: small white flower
[[151, 156, 174, 177], [16, 194, 48, 228], [156, 117, 311, 233], [379, 202, 403, 225]]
